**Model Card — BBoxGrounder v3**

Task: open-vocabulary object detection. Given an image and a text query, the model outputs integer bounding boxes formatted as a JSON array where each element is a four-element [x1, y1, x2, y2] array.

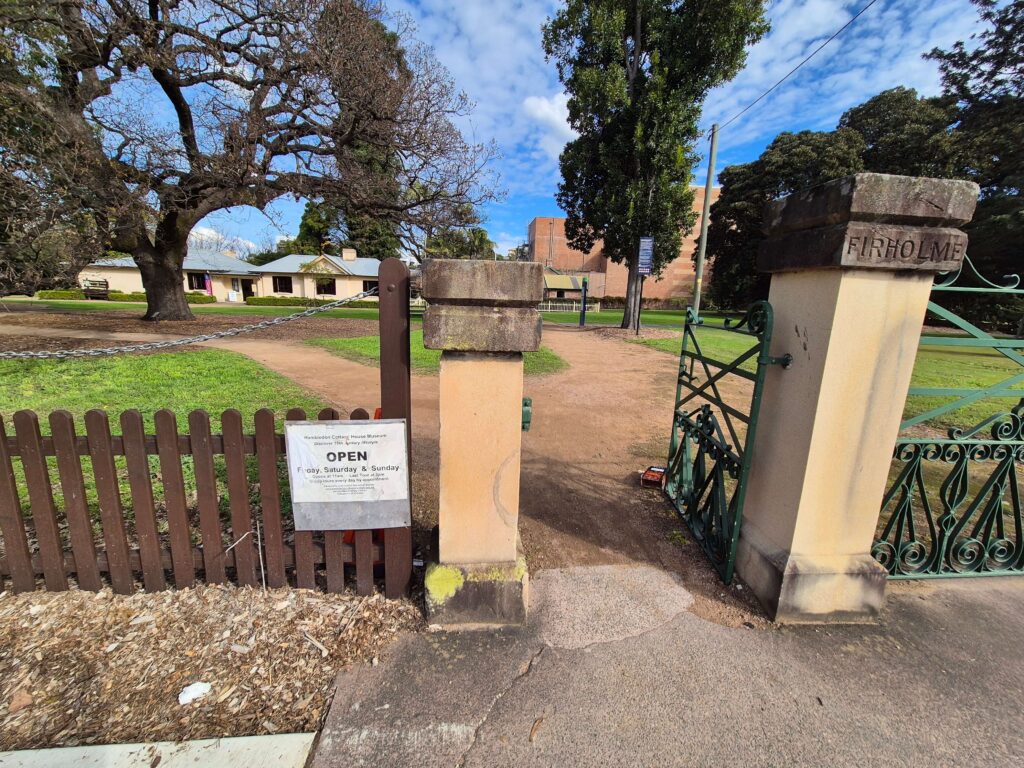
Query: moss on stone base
[[424, 563, 465, 608]]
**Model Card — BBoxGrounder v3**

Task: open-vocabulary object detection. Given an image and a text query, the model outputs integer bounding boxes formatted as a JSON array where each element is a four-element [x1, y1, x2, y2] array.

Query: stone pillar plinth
[[737, 173, 979, 622], [421, 259, 543, 626]]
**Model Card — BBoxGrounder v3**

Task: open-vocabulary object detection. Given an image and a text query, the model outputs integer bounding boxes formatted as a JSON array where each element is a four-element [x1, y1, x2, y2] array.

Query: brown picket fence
[[0, 258, 414, 598]]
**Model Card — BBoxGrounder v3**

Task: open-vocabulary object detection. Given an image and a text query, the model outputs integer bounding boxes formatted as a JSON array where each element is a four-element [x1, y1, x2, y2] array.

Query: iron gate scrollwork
[[664, 301, 790, 583], [873, 257, 1024, 578]]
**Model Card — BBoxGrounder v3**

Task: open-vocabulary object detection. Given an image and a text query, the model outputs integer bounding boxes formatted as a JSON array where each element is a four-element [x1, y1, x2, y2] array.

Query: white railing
[[538, 299, 601, 313]]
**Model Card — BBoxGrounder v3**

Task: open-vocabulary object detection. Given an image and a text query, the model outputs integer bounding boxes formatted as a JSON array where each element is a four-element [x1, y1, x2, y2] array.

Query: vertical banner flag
[[638, 238, 654, 276]]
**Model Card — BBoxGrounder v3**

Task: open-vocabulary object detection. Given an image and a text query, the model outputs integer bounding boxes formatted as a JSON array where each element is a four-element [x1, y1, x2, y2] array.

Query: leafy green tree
[[0, 0, 496, 320], [704, 130, 865, 309], [425, 225, 497, 259], [838, 87, 956, 177], [296, 202, 339, 254], [543, 0, 770, 328], [338, 212, 402, 261], [928, 0, 1023, 306]]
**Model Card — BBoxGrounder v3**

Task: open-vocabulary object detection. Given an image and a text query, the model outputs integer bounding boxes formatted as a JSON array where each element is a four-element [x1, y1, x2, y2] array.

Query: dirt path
[[0, 320, 764, 625]]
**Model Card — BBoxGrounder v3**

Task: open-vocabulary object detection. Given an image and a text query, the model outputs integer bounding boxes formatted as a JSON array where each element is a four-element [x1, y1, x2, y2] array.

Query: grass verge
[[629, 330, 1022, 430], [308, 330, 568, 376], [0, 348, 326, 432]]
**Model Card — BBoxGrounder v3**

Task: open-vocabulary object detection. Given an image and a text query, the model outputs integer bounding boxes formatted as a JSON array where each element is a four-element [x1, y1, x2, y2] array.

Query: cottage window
[[362, 280, 377, 293], [272, 275, 293, 293], [186, 272, 205, 290], [316, 278, 337, 295], [231, 278, 241, 292]]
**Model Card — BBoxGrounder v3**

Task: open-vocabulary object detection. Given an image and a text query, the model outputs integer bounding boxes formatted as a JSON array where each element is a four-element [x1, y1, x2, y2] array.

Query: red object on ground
[[640, 466, 666, 488]]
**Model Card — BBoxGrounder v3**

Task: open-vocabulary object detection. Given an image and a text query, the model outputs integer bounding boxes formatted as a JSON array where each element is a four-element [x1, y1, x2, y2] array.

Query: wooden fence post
[[378, 258, 413, 598]]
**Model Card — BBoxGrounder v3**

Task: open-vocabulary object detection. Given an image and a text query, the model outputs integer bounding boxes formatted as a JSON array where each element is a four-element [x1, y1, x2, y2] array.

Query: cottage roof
[[257, 253, 381, 278], [93, 251, 262, 276]]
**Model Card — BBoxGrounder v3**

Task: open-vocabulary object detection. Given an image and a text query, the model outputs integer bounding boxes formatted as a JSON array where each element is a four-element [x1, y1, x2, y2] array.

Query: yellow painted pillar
[[420, 259, 543, 625], [737, 173, 979, 622]]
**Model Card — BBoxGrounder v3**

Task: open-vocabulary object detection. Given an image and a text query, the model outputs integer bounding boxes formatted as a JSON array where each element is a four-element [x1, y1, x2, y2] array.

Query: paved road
[[314, 566, 1024, 768]]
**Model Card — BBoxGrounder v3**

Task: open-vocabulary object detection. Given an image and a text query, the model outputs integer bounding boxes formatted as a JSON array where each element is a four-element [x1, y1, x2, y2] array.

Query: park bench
[[82, 279, 110, 300]]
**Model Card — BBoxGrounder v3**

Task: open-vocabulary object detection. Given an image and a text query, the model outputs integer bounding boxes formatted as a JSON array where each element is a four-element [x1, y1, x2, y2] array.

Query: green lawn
[[0, 348, 326, 433], [309, 330, 568, 376], [1, 349, 327, 520], [2, 297, 766, 333], [631, 330, 1022, 430], [1, 297, 390, 321], [3, 297, 733, 327]]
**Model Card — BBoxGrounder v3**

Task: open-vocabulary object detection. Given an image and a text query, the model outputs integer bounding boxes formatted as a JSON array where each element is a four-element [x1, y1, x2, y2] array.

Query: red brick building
[[526, 186, 719, 301]]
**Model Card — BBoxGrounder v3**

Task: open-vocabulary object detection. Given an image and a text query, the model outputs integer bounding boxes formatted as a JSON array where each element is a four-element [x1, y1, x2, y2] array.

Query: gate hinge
[[761, 353, 794, 369]]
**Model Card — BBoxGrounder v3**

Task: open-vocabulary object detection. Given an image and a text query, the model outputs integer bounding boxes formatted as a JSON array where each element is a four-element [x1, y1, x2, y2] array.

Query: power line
[[711, 0, 882, 134]]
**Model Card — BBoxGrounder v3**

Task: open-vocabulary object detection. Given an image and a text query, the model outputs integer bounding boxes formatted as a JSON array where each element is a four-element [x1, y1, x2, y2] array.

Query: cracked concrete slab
[[310, 629, 543, 768], [530, 565, 693, 649], [313, 568, 1024, 768]]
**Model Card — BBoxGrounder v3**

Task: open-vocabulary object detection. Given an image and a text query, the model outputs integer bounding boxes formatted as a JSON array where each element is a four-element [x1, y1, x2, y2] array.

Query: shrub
[[107, 291, 148, 302], [245, 296, 379, 308], [185, 292, 217, 304], [246, 296, 334, 307], [37, 289, 86, 299]]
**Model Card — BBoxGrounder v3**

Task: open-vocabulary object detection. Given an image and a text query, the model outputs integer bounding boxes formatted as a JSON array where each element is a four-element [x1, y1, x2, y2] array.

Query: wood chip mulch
[[0, 585, 422, 750]]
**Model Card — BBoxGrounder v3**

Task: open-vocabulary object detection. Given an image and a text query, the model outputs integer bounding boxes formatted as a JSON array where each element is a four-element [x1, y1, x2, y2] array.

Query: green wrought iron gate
[[873, 257, 1024, 578], [664, 302, 791, 583]]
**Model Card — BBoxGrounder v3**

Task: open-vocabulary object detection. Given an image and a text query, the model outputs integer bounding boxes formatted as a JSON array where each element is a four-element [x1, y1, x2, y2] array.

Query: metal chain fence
[[0, 288, 379, 361]]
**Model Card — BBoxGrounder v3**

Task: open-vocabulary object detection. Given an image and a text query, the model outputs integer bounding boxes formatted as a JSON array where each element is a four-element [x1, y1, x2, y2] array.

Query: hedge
[[245, 296, 379, 308], [36, 289, 217, 304], [37, 289, 86, 299]]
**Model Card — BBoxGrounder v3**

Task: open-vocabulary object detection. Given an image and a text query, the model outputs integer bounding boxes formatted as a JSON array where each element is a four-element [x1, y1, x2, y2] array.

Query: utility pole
[[691, 123, 718, 319]]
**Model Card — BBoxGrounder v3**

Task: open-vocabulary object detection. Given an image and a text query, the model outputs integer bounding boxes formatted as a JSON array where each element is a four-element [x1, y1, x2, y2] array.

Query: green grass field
[[0, 349, 327, 519], [631, 329, 1022, 431], [309, 330, 568, 376], [2, 297, 388, 321], [0, 348, 326, 433], [3, 297, 736, 328]]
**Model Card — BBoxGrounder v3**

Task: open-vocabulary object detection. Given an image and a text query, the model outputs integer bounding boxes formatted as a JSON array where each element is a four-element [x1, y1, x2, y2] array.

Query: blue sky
[[200, 0, 983, 257]]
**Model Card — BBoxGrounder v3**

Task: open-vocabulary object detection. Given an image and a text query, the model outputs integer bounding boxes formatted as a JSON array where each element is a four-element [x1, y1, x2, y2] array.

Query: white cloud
[[387, 0, 564, 194], [522, 92, 576, 160], [189, 225, 256, 255], [699, 0, 981, 158]]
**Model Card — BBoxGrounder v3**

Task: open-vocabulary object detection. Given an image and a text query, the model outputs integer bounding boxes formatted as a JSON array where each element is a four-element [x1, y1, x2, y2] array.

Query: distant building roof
[[92, 250, 383, 278], [93, 251, 261, 276], [544, 274, 584, 291], [257, 253, 381, 278]]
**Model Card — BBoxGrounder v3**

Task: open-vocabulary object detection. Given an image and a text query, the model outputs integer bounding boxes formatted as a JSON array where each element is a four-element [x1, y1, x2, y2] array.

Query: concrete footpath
[[313, 565, 1024, 768]]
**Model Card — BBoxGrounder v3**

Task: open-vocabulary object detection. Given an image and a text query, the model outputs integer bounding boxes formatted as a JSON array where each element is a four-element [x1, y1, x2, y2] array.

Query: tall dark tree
[[928, 0, 1023, 297], [543, 0, 769, 328], [338, 213, 402, 261], [704, 130, 865, 309], [838, 87, 956, 177], [0, 0, 496, 319]]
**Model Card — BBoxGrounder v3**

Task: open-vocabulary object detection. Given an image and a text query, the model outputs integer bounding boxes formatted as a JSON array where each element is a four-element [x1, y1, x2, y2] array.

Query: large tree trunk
[[620, 256, 641, 330], [136, 242, 194, 321]]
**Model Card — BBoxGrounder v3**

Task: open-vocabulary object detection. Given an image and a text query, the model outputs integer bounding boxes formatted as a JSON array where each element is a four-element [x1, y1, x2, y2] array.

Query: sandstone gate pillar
[[736, 173, 979, 622], [421, 259, 543, 625]]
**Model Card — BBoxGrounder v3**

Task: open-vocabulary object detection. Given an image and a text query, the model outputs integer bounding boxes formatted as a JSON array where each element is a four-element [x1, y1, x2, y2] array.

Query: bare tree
[[1, 0, 497, 319]]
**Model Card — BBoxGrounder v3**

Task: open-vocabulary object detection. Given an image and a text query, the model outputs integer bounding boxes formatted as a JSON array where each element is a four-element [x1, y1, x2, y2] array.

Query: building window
[[362, 280, 377, 293], [231, 278, 241, 292], [316, 278, 336, 295], [272, 275, 293, 293], [186, 272, 205, 290]]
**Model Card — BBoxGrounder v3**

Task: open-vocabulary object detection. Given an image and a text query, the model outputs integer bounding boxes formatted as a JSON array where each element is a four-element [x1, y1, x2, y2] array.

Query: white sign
[[284, 419, 411, 531]]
